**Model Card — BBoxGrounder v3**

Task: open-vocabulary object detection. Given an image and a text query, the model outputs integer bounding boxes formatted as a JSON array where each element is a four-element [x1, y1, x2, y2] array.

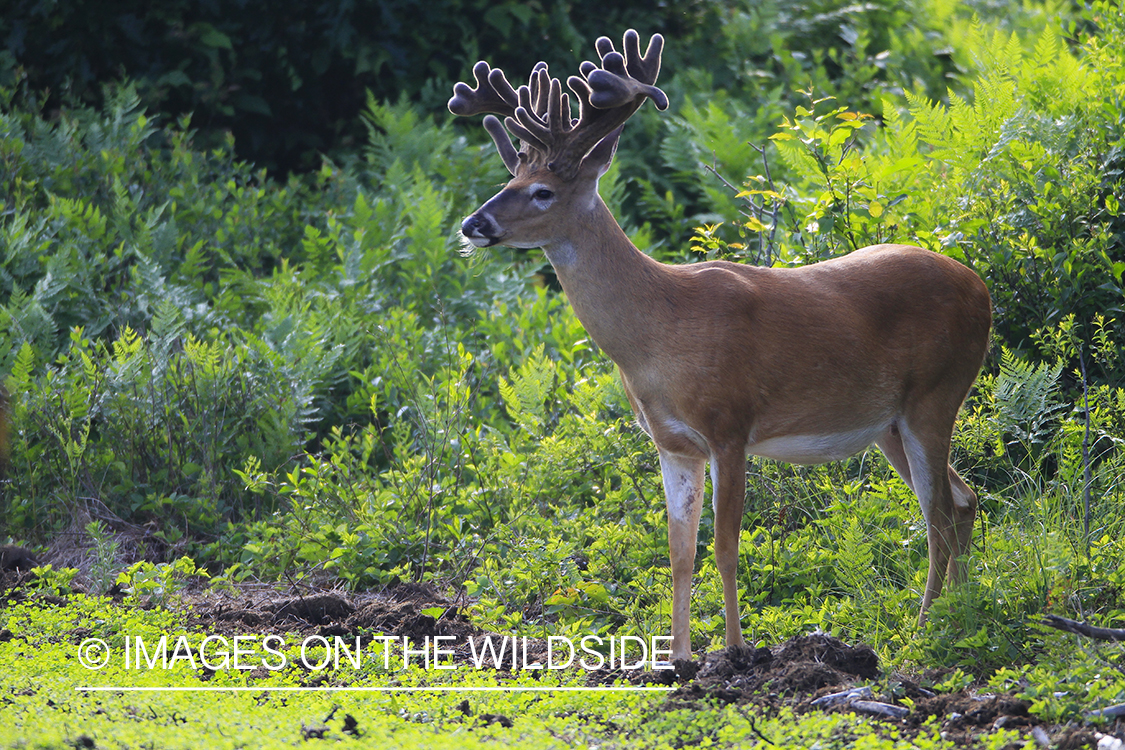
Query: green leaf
[[954, 627, 990, 650], [198, 25, 233, 49]]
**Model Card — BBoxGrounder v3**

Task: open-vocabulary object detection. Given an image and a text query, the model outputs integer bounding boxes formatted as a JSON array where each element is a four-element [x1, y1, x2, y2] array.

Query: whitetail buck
[[450, 30, 992, 661]]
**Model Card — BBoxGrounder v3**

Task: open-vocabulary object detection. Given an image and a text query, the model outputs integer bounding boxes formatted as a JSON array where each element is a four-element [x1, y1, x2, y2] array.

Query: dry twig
[[1041, 614, 1125, 642]]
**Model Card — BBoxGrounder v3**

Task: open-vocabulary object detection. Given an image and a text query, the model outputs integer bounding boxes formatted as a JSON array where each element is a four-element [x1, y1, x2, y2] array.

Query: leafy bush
[[620, 0, 1067, 254], [703, 13, 1125, 383]]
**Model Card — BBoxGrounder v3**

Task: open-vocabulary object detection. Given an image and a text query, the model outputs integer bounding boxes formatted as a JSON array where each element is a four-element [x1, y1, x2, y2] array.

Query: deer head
[[449, 30, 668, 250]]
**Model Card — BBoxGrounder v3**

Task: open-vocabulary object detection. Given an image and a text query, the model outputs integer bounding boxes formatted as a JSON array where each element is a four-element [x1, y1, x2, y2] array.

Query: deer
[[449, 30, 992, 662]]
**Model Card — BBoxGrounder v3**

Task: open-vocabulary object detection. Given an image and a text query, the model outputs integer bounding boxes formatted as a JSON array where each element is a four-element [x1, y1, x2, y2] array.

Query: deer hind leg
[[658, 449, 706, 661], [877, 419, 973, 623], [711, 448, 748, 651], [946, 466, 977, 583]]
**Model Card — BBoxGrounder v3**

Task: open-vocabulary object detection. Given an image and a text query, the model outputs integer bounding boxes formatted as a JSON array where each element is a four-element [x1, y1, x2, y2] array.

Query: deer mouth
[[466, 234, 500, 248]]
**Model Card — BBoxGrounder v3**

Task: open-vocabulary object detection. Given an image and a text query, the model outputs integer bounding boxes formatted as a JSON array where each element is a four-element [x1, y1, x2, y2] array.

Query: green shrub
[[705, 12, 1125, 381]]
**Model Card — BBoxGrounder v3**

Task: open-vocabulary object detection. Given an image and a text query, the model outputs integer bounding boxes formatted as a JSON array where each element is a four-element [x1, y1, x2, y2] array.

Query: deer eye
[[532, 188, 554, 201]]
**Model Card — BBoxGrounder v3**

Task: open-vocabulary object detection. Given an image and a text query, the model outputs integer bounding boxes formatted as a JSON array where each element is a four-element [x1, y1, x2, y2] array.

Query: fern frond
[[1031, 26, 1060, 70], [774, 140, 824, 183], [500, 344, 556, 437], [838, 517, 875, 594], [880, 99, 918, 159], [993, 347, 1066, 445], [904, 90, 954, 155]]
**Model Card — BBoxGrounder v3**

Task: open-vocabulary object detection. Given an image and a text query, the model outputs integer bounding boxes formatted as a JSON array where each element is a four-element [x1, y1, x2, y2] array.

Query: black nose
[[462, 213, 492, 238]]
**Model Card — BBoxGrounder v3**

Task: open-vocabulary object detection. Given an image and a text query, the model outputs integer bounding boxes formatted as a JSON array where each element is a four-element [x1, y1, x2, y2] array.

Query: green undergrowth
[[4, 592, 1117, 749], [0, 593, 658, 749]]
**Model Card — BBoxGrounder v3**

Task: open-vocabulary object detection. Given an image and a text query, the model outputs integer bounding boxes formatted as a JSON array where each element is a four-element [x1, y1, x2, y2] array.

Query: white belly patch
[[748, 425, 884, 465]]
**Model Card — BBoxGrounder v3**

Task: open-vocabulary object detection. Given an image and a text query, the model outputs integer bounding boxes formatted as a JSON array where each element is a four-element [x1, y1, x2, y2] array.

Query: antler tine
[[585, 31, 668, 112], [481, 115, 521, 176], [540, 30, 666, 178], [621, 29, 662, 85], [448, 61, 519, 118], [538, 65, 577, 127], [506, 71, 568, 157], [530, 63, 552, 117], [450, 60, 547, 176], [449, 30, 666, 180]]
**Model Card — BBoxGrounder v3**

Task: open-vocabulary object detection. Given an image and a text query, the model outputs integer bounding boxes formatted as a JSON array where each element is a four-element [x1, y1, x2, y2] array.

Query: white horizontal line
[[76, 686, 676, 693]]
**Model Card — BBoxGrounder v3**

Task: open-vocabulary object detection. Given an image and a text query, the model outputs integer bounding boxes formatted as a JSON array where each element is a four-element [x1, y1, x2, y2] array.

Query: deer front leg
[[711, 448, 748, 651], [658, 449, 705, 661]]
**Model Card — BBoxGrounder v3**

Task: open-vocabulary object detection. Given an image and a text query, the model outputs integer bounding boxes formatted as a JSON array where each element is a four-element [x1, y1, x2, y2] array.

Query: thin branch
[[703, 159, 742, 196], [745, 713, 775, 745], [1040, 614, 1125, 641], [1078, 347, 1092, 559], [749, 142, 781, 260]]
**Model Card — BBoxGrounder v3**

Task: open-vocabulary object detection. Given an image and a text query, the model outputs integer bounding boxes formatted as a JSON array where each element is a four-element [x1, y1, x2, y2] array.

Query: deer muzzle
[[461, 213, 501, 248]]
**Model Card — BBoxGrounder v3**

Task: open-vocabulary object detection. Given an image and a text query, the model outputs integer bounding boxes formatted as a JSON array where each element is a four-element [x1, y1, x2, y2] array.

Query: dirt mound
[[268, 593, 356, 625], [656, 634, 879, 709], [775, 632, 880, 679], [636, 633, 1079, 746], [349, 599, 476, 643], [906, 691, 1032, 730], [186, 582, 558, 672], [379, 581, 445, 604]]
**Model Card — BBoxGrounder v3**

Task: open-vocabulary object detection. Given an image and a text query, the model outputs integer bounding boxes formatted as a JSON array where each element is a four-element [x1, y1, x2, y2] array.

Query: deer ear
[[579, 126, 623, 179]]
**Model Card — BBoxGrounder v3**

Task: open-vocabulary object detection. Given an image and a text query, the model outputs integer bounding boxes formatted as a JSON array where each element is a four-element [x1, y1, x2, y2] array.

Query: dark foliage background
[[0, 0, 709, 172]]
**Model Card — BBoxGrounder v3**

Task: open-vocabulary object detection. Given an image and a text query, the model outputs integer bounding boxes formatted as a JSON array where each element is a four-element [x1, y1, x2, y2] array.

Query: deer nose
[[461, 213, 493, 239]]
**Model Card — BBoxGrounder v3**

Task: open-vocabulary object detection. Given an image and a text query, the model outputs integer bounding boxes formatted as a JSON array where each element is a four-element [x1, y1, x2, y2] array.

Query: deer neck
[[540, 196, 668, 369]]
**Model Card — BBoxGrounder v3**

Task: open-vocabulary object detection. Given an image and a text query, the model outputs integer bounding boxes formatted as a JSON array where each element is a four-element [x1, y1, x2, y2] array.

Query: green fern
[[993, 347, 1066, 445], [499, 344, 557, 438], [879, 97, 919, 161], [6, 340, 37, 394], [904, 88, 955, 159], [837, 516, 876, 596]]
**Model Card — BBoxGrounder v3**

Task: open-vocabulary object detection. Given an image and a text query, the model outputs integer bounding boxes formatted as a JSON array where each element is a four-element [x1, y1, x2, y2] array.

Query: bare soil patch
[[182, 580, 551, 667], [615, 633, 1101, 748]]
